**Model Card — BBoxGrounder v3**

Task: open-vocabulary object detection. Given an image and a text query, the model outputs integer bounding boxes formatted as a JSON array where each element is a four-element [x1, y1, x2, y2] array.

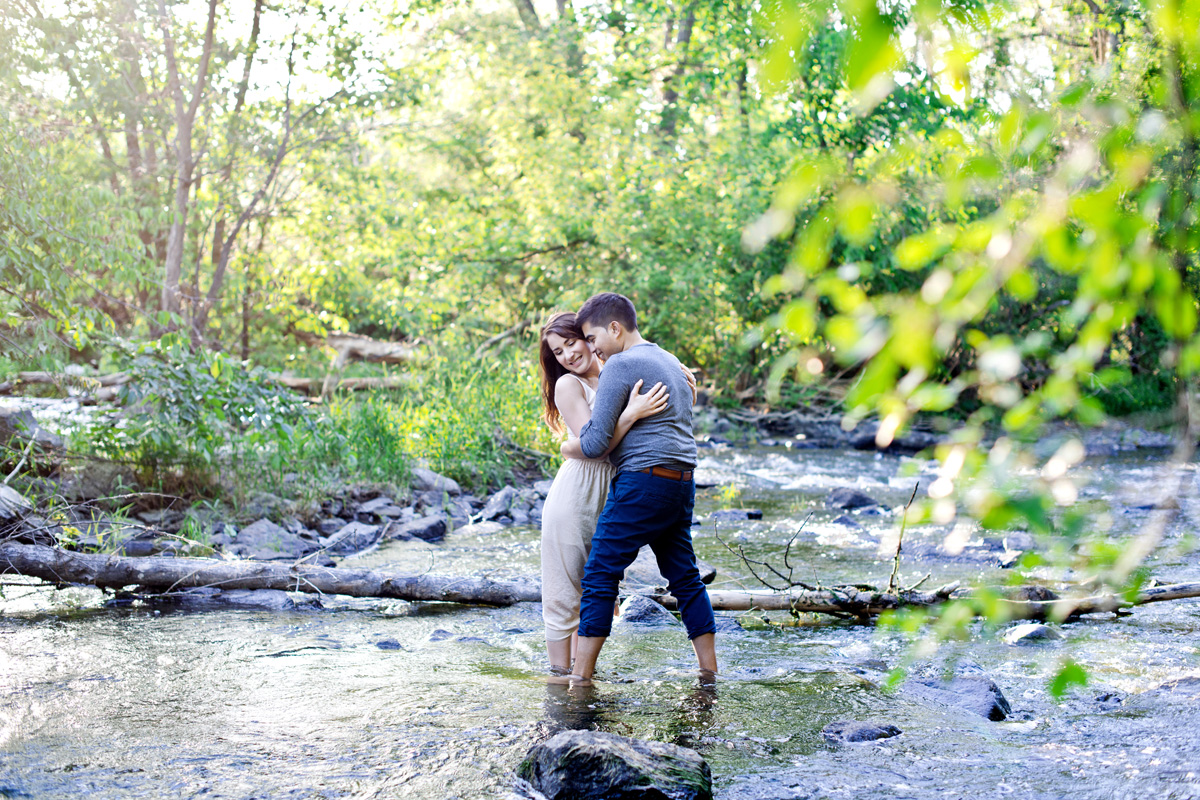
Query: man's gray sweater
[[578, 342, 697, 472]]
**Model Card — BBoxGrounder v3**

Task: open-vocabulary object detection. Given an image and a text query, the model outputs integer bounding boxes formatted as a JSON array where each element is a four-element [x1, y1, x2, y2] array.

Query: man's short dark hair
[[577, 292, 638, 332]]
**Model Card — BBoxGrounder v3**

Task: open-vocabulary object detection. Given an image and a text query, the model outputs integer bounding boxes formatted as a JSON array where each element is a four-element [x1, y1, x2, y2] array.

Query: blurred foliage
[[752, 0, 1200, 689]]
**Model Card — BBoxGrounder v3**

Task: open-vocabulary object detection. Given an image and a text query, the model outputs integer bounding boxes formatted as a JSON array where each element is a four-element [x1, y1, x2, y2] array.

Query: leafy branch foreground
[[2, 540, 1198, 623]]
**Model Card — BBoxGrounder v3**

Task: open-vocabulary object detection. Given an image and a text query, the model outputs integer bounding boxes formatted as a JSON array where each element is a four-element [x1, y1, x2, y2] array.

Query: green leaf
[[1049, 660, 1088, 699]]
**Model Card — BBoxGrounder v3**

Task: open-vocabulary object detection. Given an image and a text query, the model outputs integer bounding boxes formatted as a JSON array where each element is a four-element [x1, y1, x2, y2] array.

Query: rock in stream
[[518, 729, 712, 800]]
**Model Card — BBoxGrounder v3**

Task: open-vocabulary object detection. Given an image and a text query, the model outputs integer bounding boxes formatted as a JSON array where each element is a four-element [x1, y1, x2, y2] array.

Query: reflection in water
[[3, 448, 1198, 799], [543, 681, 603, 733], [670, 678, 718, 750]]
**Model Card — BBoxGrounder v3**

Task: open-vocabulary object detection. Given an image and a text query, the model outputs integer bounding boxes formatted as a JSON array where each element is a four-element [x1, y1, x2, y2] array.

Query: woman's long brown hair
[[539, 311, 585, 433]]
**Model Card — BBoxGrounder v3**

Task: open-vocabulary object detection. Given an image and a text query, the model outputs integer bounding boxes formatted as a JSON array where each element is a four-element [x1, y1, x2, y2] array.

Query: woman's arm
[[555, 376, 595, 440], [560, 380, 668, 460]]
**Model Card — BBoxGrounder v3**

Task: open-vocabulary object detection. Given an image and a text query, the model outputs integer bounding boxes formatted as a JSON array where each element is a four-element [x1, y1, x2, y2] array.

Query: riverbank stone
[[617, 594, 680, 627], [821, 721, 902, 743], [518, 729, 712, 800], [384, 514, 447, 542], [228, 518, 314, 561], [0, 485, 32, 522], [480, 485, 518, 521], [411, 467, 461, 496], [323, 521, 381, 554]]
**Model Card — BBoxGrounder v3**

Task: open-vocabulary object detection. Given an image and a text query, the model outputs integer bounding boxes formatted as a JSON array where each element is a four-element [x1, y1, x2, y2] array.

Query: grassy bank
[[63, 341, 557, 506]]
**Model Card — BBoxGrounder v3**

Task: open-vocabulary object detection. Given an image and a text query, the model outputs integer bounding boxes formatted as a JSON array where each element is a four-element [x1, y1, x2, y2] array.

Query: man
[[557, 292, 717, 684]]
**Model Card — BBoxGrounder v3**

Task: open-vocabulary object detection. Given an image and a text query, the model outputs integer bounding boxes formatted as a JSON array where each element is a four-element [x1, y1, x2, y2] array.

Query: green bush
[[78, 337, 312, 493]]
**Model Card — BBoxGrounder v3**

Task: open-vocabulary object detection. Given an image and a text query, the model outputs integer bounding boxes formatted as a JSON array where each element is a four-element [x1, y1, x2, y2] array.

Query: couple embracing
[[537, 292, 717, 685]]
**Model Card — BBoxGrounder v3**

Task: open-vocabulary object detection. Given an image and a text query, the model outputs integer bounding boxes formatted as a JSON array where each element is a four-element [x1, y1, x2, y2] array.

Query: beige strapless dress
[[540, 375, 617, 641]]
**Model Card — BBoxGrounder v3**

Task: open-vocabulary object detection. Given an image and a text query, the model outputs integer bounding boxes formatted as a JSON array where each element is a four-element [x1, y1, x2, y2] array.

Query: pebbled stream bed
[[2, 446, 1198, 799]]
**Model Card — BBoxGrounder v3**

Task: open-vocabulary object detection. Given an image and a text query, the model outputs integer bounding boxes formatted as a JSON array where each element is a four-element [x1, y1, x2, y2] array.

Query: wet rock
[[0, 408, 64, 451], [356, 496, 405, 521], [218, 589, 310, 611], [136, 508, 185, 534], [518, 729, 712, 800], [908, 671, 1013, 721], [511, 507, 531, 525], [119, 537, 159, 557], [453, 520, 504, 536], [1002, 623, 1062, 645], [445, 498, 473, 526], [616, 594, 680, 627], [622, 546, 716, 589], [323, 521, 381, 555], [849, 422, 940, 453], [1005, 585, 1059, 602], [411, 467, 462, 496], [240, 492, 286, 520], [821, 721, 902, 744], [480, 486, 518, 521], [832, 514, 864, 530], [1119, 427, 1173, 449], [826, 488, 880, 510], [228, 518, 314, 561], [533, 479, 555, 497], [0, 484, 32, 521], [712, 615, 746, 635], [384, 514, 447, 542], [316, 517, 347, 536], [167, 587, 319, 611], [59, 461, 138, 501], [428, 629, 454, 642], [375, 638, 403, 651], [1094, 692, 1124, 711], [709, 508, 763, 521]]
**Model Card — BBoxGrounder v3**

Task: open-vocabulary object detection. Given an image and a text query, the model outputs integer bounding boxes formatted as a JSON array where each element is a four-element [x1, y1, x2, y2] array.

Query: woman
[[537, 311, 669, 674]]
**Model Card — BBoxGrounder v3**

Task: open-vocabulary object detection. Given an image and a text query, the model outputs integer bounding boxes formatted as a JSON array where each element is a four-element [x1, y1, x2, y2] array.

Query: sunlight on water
[[2, 447, 1198, 799]]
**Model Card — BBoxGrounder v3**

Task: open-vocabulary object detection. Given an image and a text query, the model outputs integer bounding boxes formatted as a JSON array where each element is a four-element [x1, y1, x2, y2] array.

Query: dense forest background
[[1, 0, 1198, 514]]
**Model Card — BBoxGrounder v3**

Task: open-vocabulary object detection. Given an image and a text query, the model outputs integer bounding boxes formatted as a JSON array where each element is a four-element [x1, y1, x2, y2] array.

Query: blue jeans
[[577, 470, 716, 640]]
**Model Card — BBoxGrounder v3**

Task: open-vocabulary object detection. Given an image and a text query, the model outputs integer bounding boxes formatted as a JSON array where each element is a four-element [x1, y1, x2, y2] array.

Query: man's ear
[[610, 320, 622, 338]]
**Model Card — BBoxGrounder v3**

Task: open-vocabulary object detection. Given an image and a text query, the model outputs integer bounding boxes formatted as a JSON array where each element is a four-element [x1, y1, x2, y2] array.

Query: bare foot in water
[[545, 673, 593, 687]]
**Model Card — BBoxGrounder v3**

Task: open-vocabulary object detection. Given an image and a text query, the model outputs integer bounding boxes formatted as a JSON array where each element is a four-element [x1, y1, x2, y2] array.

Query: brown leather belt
[[641, 466, 694, 481]]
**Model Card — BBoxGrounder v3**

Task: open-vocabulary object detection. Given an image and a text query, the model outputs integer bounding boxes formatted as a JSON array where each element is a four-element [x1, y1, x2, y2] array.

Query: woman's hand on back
[[625, 379, 669, 420]]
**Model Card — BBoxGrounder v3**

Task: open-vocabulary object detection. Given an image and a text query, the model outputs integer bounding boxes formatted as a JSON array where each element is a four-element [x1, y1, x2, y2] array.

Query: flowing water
[[2, 446, 1198, 799]]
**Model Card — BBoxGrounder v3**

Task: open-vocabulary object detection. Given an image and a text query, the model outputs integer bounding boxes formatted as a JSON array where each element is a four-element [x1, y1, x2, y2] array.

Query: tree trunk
[[211, 0, 265, 284], [158, 0, 220, 321], [512, 0, 541, 31], [0, 542, 540, 606], [660, 3, 697, 137]]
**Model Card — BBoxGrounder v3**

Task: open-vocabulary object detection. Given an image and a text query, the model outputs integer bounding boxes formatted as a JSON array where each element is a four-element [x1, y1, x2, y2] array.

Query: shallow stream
[[2, 446, 1198, 799]]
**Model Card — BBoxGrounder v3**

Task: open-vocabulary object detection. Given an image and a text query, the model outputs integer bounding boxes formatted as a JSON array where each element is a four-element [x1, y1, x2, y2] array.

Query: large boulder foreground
[[518, 729, 712, 800]]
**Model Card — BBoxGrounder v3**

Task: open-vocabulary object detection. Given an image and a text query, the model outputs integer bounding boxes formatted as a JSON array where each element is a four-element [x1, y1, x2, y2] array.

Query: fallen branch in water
[[657, 581, 1200, 621], [0, 542, 539, 606], [3, 541, 1198, 620]]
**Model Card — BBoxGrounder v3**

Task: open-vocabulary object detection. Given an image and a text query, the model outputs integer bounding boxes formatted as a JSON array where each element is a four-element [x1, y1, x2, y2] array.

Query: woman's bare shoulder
[[554, 373, 584, 399]]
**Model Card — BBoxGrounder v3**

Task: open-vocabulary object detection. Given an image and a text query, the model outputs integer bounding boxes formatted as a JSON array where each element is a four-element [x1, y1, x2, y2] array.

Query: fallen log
[[0, 542, 539, 606], [3, 541, 1198, 619], [269, 375, 410, 395], [658, 582, 1200, 621]]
